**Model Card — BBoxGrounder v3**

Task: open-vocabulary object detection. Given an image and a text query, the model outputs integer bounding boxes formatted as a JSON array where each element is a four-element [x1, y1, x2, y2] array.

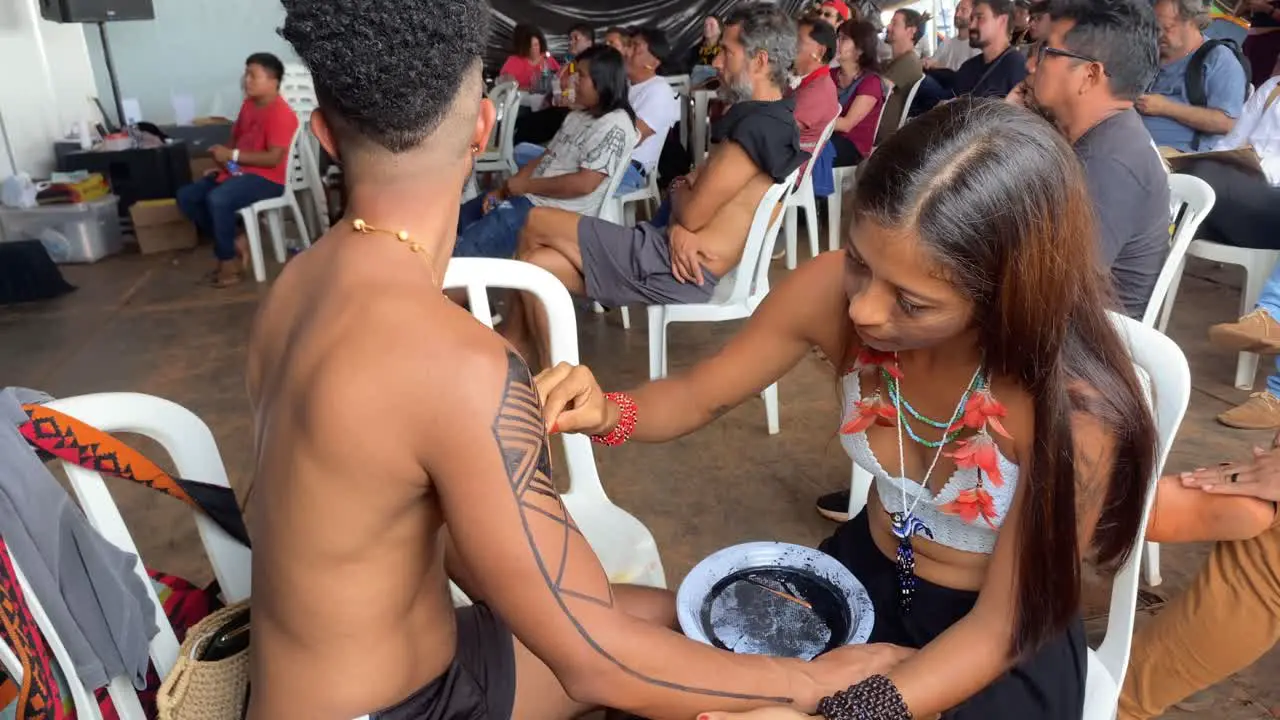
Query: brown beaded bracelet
[[816, 675, 912, 720]]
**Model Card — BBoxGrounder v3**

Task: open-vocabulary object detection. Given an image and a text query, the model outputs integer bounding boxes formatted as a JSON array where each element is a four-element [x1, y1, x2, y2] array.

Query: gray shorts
[[578, 216, 720, 308]]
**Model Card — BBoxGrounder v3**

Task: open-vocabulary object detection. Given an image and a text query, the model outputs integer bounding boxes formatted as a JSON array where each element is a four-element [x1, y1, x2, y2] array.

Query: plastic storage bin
[[0, 196, 123, 264]]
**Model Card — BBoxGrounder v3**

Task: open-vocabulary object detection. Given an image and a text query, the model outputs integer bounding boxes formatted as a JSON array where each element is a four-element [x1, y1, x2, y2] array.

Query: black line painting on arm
[[493, 349, 793, 703]]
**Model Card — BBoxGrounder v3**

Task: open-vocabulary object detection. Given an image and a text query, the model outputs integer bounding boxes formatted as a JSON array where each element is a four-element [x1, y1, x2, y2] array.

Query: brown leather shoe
[[1217, 392, 1280, 430], [1208, 310, 1280, 354]]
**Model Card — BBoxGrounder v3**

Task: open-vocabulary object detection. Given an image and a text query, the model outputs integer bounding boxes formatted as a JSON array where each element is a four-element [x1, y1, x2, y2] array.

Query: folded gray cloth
[[0, 387, 158, 690]]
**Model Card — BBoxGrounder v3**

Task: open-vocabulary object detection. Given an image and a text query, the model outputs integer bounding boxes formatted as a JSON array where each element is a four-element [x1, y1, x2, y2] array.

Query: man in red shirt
[[176, 53, 299, 286]]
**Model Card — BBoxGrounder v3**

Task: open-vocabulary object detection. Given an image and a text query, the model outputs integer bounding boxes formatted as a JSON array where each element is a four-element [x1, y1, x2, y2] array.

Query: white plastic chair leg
[[1143, 541, 1163, 586], [647, 306, 667, 380], [827, 192, 843, 252], [267, 209, 287, 264], [620, 306, 632, 330], [785, 206, 799, 270], [1235, 258, 1272, 390], [239, 209, 268, 283], [802, 194, 820, 262], [847, 462, 872, 519], [289, 194, 312, 249], [761, 383, 780, 435], [592, 302, 607, 315]]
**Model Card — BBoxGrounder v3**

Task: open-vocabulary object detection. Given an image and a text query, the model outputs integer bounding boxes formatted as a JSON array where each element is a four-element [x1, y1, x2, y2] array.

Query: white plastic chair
[[665, 75, 692, 151], [1, 546, 148, 719], [783, 117, 840, 270], [279, 68, 331, 238], [647, 169, 801, 436], [584, 141, 642, 331], [475, 81, 522, 178], [690, 89, 715, 168], [1138, 173, 1215, 588], [826, 79, 892, 252], [237, 127, 312, 283], [897, 75, 926, 131], [443, 258, 667, 588], [5, 392, 251, 718], [1156, 238, 1280, 390], [1083, 313, 1191, 720]]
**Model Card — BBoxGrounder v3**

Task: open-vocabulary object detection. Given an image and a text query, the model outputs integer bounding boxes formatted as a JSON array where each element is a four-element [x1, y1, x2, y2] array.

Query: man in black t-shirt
[[950, 0, 1029, 98], [503, 3, 808, 368]]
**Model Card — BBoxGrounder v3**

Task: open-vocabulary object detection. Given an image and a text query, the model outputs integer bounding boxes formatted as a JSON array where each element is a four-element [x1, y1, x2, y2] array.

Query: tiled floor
[[2, 245, 1278, 718]]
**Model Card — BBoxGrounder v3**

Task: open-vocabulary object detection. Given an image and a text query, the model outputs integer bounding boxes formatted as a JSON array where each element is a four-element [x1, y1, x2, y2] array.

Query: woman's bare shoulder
[[758, 251, 851, 361]]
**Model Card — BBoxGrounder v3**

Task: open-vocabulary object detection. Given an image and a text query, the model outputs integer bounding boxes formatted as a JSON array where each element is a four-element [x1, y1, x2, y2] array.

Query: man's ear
[[311, 109, 339, 162], [473, 98, 497, 154], [751, 49, 770, 82]]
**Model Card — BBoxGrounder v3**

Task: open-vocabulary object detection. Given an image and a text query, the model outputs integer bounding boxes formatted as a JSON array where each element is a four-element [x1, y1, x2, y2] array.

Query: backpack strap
[[1185, 38, 1252, 150]]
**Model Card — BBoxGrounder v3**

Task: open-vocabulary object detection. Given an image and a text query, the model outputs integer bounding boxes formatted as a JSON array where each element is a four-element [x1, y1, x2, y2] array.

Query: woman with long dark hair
[[829, 19, 885, 166], [456, 45, 637, 260], [536, 99, 1157, 719], [498, 23, 560, 91]]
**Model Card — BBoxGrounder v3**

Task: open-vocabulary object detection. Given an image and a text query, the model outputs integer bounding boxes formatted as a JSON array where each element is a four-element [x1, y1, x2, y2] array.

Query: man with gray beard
[[507, 2, 808, 368]]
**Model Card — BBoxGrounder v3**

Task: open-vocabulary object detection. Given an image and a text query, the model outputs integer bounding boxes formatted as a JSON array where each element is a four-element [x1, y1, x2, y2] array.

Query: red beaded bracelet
[[591, 392, 638, 446]]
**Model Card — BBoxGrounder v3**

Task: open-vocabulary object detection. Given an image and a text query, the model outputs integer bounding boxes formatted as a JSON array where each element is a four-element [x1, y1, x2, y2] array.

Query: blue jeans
[[513, 142, 646, 197], [1258, 268, 1280, 399], [454, 194, 535, 258], [176, 174, 284, 261]]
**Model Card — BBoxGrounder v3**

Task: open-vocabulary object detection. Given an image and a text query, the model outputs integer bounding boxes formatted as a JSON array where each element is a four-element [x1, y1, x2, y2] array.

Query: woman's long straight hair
[[574, 45, 637, 124], [849, 98, 1157, 656]]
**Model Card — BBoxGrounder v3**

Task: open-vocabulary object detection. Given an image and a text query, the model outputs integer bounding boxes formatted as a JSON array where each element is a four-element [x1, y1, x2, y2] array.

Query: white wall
[[0, 0, 99, 178], [84, 0, 295, 125]]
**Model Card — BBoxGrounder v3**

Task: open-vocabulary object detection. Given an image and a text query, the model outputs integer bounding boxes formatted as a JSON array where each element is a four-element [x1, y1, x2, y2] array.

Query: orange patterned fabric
[[0, 537, 64, 719], [19, 404, 197, 509]]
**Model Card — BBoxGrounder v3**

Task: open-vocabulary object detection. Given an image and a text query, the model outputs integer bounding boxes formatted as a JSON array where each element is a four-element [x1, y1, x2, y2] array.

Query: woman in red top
[[498, 24, 561, 92], [829, 20, 886, 167]]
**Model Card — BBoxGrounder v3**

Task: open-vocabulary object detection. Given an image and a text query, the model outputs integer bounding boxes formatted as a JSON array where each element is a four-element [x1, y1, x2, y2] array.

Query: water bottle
[[226, 160, 243, 176]]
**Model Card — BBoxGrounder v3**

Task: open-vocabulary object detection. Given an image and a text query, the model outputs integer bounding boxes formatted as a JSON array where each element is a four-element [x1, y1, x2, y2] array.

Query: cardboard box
[[130, 199, 198, 254]]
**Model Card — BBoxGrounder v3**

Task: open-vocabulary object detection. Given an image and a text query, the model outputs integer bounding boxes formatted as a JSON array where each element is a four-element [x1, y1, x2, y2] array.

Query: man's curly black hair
[[280, 0, 490, 155]]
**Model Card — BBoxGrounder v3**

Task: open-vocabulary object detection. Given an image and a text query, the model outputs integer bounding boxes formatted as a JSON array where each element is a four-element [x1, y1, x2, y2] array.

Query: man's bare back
[[245, 236, 471, 718]]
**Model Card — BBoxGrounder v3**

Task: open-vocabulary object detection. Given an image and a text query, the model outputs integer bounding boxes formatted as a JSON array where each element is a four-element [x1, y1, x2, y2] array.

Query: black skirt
[[818, 511, 1086, 720]]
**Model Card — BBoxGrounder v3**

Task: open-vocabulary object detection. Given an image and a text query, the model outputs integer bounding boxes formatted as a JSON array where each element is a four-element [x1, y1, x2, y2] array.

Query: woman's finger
[[1201, 479, 1269, 497], [533, 362, 575, 407]]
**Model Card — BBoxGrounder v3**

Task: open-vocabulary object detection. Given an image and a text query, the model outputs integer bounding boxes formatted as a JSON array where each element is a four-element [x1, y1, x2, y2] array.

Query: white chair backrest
[[442, 259, 612, 508], [708, 168, 800, 307], [485, 81, 521, 155], [40, 393, 251, 679], [594, 133, 638, 219], [897, 75, 927, 130], [1142, 174, 1216, 328], [665, 74, 691, 149], [799, 116, 840, 191], [283, 126, 310, 191], [1093, 312, 1191, 689]]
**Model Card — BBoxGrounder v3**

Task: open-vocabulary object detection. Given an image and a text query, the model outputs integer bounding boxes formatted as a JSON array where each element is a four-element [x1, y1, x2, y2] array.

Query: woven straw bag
[[157, 601, 251, 720]]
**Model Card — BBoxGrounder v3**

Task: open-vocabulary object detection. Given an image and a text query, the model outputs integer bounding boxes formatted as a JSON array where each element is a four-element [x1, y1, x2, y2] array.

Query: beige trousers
[[1118, 518, 1280, 719]]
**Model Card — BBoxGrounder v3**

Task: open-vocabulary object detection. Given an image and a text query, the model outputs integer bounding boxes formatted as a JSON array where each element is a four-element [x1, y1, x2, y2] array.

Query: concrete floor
[[2, 245, 1278, 719]]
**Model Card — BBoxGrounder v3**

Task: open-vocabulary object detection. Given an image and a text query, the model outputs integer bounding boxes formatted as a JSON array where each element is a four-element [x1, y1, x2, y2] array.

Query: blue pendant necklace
[[889, 360, 983, 612]]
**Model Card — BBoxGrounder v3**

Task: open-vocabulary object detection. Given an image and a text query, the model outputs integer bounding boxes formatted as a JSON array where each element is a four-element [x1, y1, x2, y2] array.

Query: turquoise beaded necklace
[[880, 367, 984, 448]]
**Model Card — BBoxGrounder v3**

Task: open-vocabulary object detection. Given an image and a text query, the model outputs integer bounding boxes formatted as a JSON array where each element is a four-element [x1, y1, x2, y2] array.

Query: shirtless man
[[506, 3, 808, 368], [246, 2, 903, 719]]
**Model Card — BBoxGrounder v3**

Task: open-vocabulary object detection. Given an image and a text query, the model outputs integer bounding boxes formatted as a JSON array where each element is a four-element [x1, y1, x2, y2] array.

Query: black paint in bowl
[[698, 566, 853, 660]]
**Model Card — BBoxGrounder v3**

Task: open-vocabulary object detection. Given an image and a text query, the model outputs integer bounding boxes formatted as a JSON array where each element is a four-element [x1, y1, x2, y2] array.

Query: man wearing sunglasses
[[1012, 0, 1171, 320]]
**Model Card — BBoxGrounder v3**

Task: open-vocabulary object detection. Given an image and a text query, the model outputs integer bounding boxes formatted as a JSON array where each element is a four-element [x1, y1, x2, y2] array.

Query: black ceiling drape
[[485, 0, 813, 72]]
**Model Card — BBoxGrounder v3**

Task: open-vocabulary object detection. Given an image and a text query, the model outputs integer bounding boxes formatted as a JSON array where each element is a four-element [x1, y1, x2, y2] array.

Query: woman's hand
[[1180, 439, 1280, 502], [534, 363, 617, 436]]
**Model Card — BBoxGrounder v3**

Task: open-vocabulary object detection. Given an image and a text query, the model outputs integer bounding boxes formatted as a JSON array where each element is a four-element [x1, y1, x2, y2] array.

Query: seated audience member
[[950, 0, 1029, 98], [1017, 0, 1169, 320], [689, 14, 724, 82], [513, 24, 595, 147], [1117, 439, 1280, 720], [1028, 0, 1052, 43], [1138, 0, 1248, 151], [604, 26, 629, 54], [622, 28, 682, 195], [1242, 0, 1280, 81], [793, 17, 842, 154], [1010, 0, 1033, 45], [830, 19, 886, 166], [498, 24, 560, 91], [507, 3, 807, 367], [176, 52, 297, 288], [876, 9, 927, 142], [455, 45, 638, 259], [259, 2, 892, 718], [818, 1, 855, 29], [924, 0, 981, 70]]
